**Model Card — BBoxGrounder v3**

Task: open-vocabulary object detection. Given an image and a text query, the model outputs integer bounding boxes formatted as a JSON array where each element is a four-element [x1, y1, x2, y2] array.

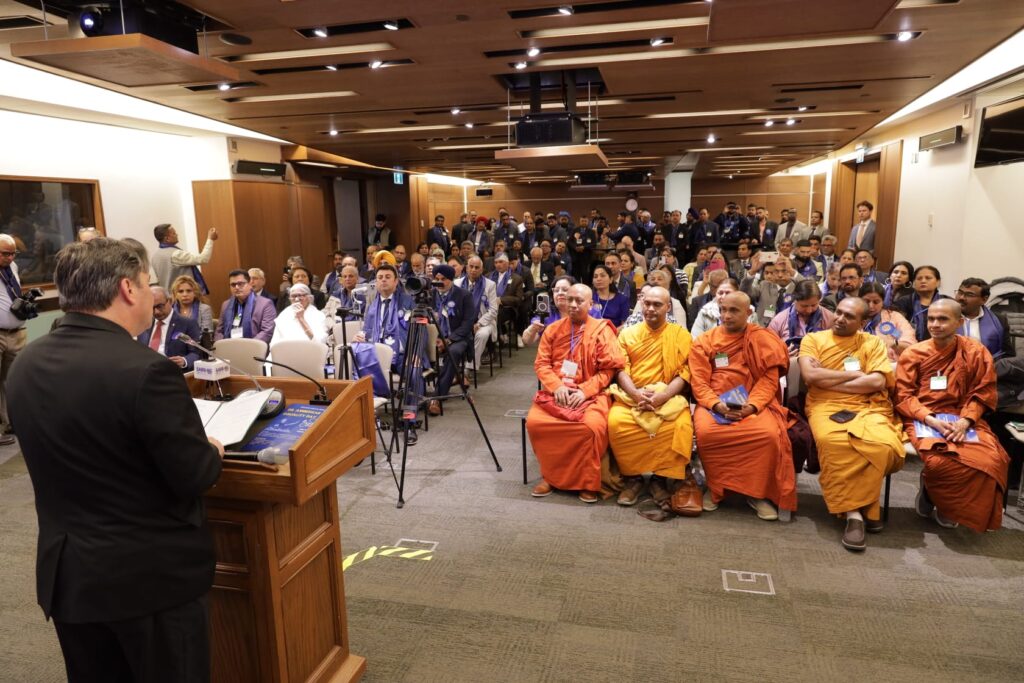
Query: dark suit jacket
[[491, 272, 526, 306], [523, 261, 555, 292], [439, 284, 477, 344], [136, 311, 202, 371], [7, 313, 221, 623], [427, 226, 452, 255]]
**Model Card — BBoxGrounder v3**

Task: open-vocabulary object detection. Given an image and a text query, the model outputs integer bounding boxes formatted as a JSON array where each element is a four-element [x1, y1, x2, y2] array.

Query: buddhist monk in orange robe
[[691, 292, 797, 520], [528, 284, 626, 503], [895, 299, 1009, 532], [800, 297, 905, 552]]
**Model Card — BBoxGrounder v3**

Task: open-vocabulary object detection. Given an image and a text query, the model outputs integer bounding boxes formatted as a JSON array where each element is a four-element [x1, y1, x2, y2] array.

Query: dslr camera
[[10, 287, 44, 321]]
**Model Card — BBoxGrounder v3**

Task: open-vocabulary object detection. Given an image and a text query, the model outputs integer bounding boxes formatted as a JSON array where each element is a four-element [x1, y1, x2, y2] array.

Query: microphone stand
[[254, 356, 333, 405], [334, 307, 364, 380]]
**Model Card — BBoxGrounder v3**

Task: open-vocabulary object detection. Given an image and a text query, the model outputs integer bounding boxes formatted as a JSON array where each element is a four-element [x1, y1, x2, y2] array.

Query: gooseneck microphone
[[175, 333, 263, 392], [254, 356, 333, 406], [177, 333, 285, 418], [224, 447, 288, 465]]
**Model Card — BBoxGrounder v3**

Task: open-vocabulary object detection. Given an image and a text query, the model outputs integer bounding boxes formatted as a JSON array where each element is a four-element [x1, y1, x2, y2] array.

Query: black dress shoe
[[842, 518, 866, 552], [864, 518, 884, 534]]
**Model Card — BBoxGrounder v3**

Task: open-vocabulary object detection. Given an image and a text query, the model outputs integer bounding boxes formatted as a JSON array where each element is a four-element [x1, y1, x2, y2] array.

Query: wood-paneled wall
[[193, 180, 330, 308], [691, 175, 824, 227], [828, 140, 902, 270]]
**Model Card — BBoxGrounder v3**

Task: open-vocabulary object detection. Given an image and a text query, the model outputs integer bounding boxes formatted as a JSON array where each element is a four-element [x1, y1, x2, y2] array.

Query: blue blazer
[[137, 311, 202, 371]]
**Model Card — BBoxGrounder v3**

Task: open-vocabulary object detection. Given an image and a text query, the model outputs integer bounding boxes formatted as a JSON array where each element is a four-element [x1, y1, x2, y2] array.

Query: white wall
[[890, 92, 1023, 288], [663, 171, 692, 213], [0, 110, 231, 251]]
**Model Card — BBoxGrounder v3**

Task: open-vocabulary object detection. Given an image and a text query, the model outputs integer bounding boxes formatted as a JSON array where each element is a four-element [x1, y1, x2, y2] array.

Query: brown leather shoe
[[842, 518, 866, 552], [427, 400, 441, 416], [531, 480, 553, 497], [617, 477, 645, 506], [578, 490, 599, 504]]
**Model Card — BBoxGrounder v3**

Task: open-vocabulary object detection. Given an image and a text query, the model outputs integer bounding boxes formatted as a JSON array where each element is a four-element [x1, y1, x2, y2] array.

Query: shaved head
[[930, 298, 962, 318], [927, 298, 963, 343], [567, 284, 593, 323], [641, 285, 670, 328], [720, 292, 751, 333]]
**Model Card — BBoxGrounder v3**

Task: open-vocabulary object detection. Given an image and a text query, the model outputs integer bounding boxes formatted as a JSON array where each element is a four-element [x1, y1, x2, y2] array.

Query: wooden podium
[[187, 375, 375, 683]]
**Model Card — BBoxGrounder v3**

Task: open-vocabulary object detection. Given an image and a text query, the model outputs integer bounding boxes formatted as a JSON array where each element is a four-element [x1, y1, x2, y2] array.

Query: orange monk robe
[[800, 331, 905, 519], [895, 337, 1009, 532], [527, 315, 626, 491], [608, 322, 693, 479], [691, 324, 797, 511]]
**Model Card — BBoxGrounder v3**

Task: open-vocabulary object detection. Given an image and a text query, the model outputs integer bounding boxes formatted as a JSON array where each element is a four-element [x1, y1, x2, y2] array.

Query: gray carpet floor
[[2, 347, 1023, 683]]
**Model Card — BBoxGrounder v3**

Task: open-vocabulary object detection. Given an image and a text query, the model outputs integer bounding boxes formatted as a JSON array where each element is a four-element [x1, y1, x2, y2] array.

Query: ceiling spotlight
[[79, 8, 104, 35], [728, 175, 733, 179], [383, 20, 400, 31], [650, 37, 666, 47], [764, 120, 774, 127], [558, 5, 574, 15], [706, 133, 716, 143], [465, 122, 475, 128], [451, 107, 461, 115], [313, 27, 328, 38], [786, 118, 796, 125], [514, 61, 528, 69], [329, 129, 339, 136], [369, 60, 383, 69], [217, 82, 232, 91], [798, 105, 808, 112], [527, 47, 541, 57], [325, 64, 338, 71], [897, 31, 913, 42]]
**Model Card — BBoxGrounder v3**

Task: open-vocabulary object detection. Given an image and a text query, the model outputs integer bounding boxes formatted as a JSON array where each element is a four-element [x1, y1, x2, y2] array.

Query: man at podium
[[8, 237, 225, 682]]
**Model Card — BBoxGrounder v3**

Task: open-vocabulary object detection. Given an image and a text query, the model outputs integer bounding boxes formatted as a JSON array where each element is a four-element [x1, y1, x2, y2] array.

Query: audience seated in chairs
[[427, 265, 476, 416], [215, 269, 276, 344], [455, 255, 498, 371], [270, 283, 328, 347]]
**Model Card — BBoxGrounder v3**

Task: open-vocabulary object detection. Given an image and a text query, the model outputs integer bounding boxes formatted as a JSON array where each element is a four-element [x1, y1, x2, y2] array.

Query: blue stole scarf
[[787, 304, 824, 341], [795, 258, 817, 279], [883, 283, 895, 308], [492, 271, 509, 296], [366, 294, 404, 347], [350, 342, 390, 396], [909, 292, 936, 338], [159, 243, 209, 294], [173, 300, 200, 323], [864, 313, 882, 334], [324, 270, 340, 295], [221, 293, 255, 339], [436, 290, 452, 338], [462, 276, 488, 312], [958, 306, 1006, 359]]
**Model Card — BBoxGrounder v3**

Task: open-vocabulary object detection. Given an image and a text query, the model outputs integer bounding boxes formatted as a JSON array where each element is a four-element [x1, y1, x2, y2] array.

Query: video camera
[[403, 274, 443, 304], [10, 287, 44, 321]]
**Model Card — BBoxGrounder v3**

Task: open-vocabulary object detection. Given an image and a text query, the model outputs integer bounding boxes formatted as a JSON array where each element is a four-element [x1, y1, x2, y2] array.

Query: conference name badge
[[560, 359, 578, 378], [930, 373, 947, 391], [714, 352, 729, 368], [843, 356, 861, 372]]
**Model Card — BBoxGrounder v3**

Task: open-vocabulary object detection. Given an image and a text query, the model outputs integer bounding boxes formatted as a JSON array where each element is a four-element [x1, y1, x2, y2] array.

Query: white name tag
[[560, 360, 578, 377], [930, 374, 947, 391], [843, 356, 861, 372], [230, 326, 243, 339], [714, 353, 729, 368]]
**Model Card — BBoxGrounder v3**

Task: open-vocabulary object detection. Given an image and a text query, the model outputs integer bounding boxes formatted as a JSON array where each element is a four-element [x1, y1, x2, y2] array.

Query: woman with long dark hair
[[884, 261, 914, 308], [895, 265, 949, 341], [591, 264, 630, 328], [860, 282, 916, 361]]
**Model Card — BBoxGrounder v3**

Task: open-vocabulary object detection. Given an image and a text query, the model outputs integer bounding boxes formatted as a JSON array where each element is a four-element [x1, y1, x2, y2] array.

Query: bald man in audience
[[528, 284, 626, 503], [623, 272, 687, 328], [607, 287, 694, 505], [799, 297, 905, 552], [691, 292, 796, 520], [895, 299, 1010, 532]]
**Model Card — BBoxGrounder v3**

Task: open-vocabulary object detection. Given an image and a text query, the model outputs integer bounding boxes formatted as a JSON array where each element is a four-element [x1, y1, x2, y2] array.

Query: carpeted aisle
[[1, 346, 1022, 682]]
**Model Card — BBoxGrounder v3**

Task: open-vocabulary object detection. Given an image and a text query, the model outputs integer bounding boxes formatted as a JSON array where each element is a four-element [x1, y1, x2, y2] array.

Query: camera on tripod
[[403, 274, 442, 304], [10, 288, 44, 321]]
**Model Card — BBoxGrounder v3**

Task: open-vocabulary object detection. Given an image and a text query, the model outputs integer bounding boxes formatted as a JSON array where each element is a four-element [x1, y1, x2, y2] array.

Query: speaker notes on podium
[[194, 389, 273, 447]]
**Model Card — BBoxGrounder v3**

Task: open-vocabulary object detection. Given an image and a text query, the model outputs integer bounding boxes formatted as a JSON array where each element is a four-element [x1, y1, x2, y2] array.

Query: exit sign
[[393, 171, 404, 185]]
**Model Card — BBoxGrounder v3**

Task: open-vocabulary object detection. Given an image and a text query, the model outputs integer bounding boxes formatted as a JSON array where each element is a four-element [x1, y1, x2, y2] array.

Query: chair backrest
[[269, 339, 328, 379], [373, 342, 394, 373], [786, 356, 804, 400], [212, 338, 268, 377], [330, 321, 364, 346]]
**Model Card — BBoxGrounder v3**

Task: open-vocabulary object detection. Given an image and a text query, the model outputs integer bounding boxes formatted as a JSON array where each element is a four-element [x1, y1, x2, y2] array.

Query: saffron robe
[[691, 325, 798, 511], [801, 330, 905, 519], [895, 336, 1009, 532], [608, 322, 693, 479], [527, 315, 626, 491]]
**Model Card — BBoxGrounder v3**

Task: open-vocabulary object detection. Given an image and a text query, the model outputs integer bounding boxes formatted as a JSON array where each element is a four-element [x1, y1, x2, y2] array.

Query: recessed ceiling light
[[786, 118, 796, 125], [383, 20, 400, 31], [764, 120, 774, 127], [465, 122, 474, 128], [897, 31, 914, 42], [527, 47, 541, 57], [369, 60, 383, 69], [706, 134, 716, 143], [741, 128, 845, 135], [558, 5, 574, 15], [798, 105, 808, 112], [451, 107, 461, 115], [313, 27, 328, 38], [325, 64, 338, 71], [650, 38, 665, 47], [228, 90, 358, 103], [329, 129, 339, 136], [217, 83, 231, 91], [514, 61, 528, 69]]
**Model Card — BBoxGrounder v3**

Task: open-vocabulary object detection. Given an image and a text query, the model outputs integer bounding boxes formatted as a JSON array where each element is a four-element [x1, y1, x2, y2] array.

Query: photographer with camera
[[0, 233, 35, 445]]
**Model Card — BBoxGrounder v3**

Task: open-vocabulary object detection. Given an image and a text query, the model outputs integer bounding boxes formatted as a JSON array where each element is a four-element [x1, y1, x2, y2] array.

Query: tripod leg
[[463, 391, 502, 472]]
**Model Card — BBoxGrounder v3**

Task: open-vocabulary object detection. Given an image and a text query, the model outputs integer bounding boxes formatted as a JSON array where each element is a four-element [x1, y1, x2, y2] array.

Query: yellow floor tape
[[342, 545, 434, 571]]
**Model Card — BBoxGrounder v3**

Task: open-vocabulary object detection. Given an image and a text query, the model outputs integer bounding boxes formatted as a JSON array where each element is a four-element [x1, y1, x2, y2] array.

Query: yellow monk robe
[[800, 330, 905, 519], [691, 324, 797, 511], [527, 315, 626, 491], [895, 336, 1009, 532], [608, 322, 693, 479]]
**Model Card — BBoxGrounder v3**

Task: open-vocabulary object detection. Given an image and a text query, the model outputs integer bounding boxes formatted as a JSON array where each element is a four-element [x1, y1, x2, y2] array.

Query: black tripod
[[381, 295, 501, 508]]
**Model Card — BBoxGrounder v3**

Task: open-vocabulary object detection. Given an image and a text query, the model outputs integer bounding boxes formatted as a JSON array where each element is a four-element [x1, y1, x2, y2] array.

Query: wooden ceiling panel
[[708, 0, 899, 43]]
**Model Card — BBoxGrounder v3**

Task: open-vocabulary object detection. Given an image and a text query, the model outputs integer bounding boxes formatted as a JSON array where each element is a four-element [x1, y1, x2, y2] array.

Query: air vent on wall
[[235, 160, 287, 176]]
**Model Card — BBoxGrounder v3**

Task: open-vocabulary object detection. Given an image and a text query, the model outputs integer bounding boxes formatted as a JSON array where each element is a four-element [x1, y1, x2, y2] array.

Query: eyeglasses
[[229, 281, 248, 288], [0, 251, 18, 257], [955, 289, 982, 298]]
